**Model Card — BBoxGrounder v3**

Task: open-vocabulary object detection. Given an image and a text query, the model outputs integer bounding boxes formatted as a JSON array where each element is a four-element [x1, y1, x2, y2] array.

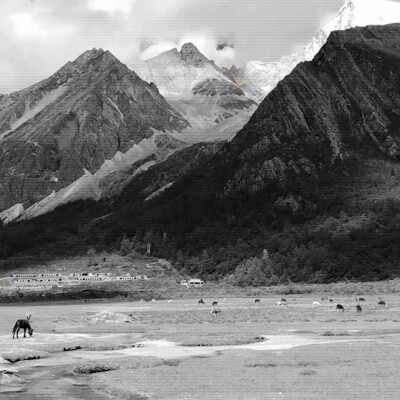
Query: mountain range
[[2, 0, 399, 223], [0, 44, 256, 222], [2, 1, 400, 284]]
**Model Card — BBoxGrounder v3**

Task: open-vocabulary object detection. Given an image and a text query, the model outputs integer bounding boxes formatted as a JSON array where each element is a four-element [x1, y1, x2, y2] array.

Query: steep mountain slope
[[131, 43, 257, 142], [0, 48, 189, 212], [227, 0, 400, 102]]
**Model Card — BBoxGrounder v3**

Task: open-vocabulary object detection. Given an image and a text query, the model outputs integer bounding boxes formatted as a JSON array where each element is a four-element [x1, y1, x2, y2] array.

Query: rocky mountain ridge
[[0, 48, 189, 212], [221, 23, 400, 197]]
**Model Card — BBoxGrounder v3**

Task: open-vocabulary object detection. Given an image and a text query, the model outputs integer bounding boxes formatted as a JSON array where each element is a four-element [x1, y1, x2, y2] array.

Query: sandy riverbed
[[1, 295, 400, 399]]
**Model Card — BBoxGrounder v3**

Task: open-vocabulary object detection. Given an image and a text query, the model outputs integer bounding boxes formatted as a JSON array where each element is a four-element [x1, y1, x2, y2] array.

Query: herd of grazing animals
[[196, 296, 387, 319], [10, 296, 389, 337]]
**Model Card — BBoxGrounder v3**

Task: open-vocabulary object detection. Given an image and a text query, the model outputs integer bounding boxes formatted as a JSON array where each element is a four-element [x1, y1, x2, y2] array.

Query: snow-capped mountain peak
[[130, 42, 257, 143], [231, 0, 400, 102]]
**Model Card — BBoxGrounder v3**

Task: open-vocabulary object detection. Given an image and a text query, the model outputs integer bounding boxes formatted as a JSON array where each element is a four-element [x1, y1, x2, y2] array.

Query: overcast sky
[[0, 0, 347, 93]]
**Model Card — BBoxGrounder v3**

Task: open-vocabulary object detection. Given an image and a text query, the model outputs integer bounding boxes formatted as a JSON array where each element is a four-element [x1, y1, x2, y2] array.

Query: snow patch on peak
[[338, 0, 400, 28]]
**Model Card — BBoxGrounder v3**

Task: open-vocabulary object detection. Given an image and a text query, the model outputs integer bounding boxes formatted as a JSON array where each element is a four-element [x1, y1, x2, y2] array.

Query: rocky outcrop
[[0, 48, 189, 211], [180, 43, 211, 67]]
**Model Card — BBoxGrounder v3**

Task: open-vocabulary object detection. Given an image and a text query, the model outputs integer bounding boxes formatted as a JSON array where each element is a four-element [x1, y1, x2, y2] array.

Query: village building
[[181, 279, 204, 287]]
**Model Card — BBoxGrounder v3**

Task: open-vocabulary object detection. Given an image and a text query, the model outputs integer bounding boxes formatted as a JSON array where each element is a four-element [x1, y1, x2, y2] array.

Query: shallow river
[[1, 332, 374, 399]]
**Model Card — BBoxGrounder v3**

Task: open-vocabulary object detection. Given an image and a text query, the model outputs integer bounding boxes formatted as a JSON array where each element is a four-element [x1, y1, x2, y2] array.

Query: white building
[[181, 279, 204, 287], [188, 279, 204, 287]]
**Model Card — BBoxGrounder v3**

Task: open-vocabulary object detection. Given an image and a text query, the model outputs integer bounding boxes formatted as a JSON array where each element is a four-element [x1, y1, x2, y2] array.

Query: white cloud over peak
[[10, 13, 42, 37], [10, 13, 74, 40]]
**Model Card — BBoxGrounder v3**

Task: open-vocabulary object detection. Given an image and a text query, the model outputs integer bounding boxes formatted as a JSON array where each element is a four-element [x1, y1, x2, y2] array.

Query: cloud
[[139, 41, 177, 60], [87, 0, 137, 14], [216, 42, 234, 51], [10, 13, 42, 37], [10, 12, 75, 40], [214, 46, 235, 64], [0, 0, 345, 93]]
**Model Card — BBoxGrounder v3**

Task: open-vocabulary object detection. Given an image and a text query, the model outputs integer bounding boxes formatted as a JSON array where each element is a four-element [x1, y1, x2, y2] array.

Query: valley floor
[[1, 294, 400, 399]]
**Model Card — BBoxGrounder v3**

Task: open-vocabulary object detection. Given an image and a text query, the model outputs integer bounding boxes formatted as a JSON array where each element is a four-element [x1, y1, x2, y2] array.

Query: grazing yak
[[13, 319, 34, 339], [356, 305, 362, 313], [212, 301, 218, 306], [198, 299, 205, 304], [312, 301, 322, 307], [336, 304, 345, 312], [378, 299, 386, 306], [255, 299, 260, 304], [358, 297, 366, 302], [210, 308, 221, 317]]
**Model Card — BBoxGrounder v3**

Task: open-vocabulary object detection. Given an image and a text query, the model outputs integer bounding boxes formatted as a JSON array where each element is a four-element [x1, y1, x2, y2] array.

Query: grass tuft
[[73, 362, 119, 374], [299, 369, 317, 376], [321, 331, 352, 336], [246, 362, 278, 368], [163, 359, 182, 367]]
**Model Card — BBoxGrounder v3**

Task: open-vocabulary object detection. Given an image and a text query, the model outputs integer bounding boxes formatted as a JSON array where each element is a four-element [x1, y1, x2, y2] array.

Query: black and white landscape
[[2, 0, 400, 399]]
